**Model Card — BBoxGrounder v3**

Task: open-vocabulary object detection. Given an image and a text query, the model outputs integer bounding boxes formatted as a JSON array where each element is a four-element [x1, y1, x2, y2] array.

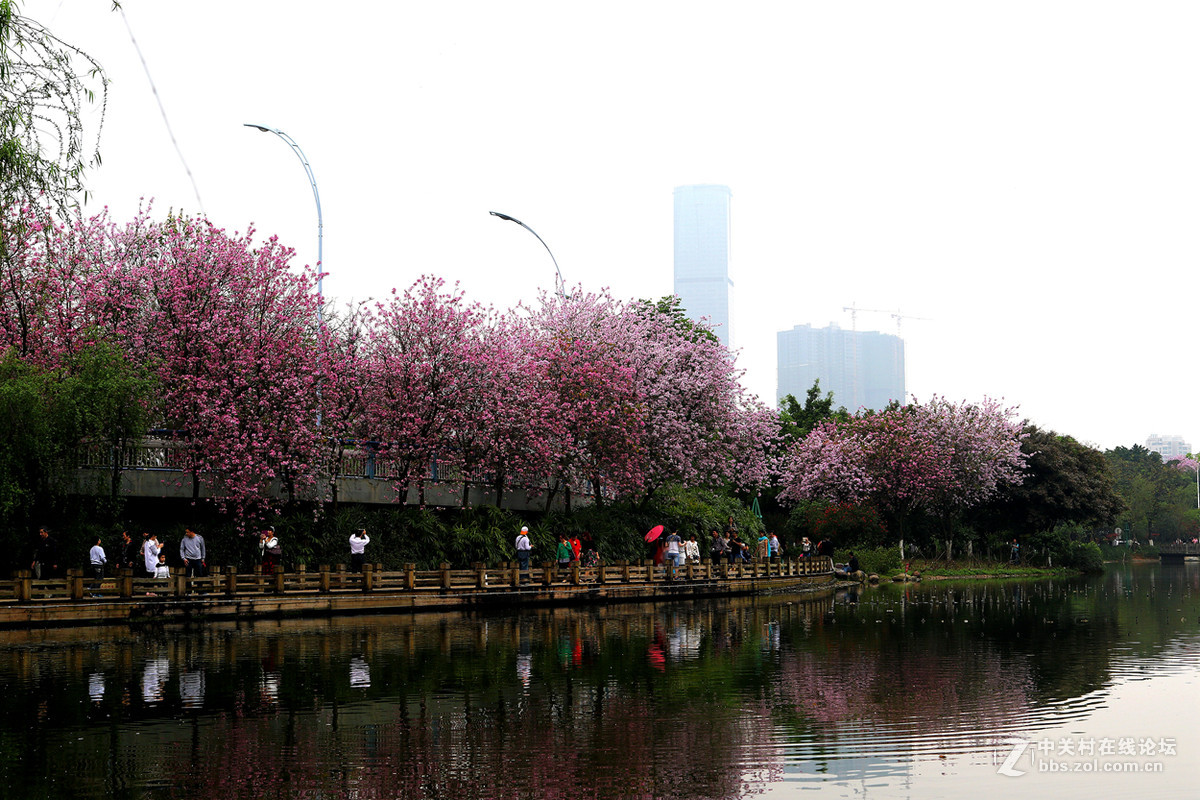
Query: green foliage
[[978, 426, 1123, 535], [0, 1, 110, 214], [842, 546, 902, 575], [1105, 445, 1195, 540], [1060, 541, 1104, 573], [0, 341, 156, 535], [633, 296, 719, 345], [786, 500, 888, 548], [777, 379, 848, 444]]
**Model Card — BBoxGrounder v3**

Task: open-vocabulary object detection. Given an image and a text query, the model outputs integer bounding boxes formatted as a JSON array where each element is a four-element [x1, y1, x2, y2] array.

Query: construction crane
[[842, 304, 895, 333], [843, 304, 930, 336]]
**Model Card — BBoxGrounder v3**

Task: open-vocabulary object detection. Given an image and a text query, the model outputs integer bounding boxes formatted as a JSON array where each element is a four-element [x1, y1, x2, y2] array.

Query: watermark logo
[[996, 735, 1177, 776]]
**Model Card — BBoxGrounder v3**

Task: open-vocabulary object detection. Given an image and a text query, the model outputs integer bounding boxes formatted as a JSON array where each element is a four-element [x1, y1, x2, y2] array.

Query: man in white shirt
[[89, 538, 107, 580], [349, 529, 370, 573], [514, 526, 532, 577], [89, 537, 107, 597]]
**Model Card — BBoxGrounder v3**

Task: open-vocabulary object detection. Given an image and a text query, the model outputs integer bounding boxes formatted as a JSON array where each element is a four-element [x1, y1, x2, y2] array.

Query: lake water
[[1, 562, 1197, 799]]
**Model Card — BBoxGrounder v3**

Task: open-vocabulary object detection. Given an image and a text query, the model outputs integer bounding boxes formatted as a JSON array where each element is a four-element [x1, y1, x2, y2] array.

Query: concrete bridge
[[77, 440, 599, 512], [1158, 543, 1200, 563]]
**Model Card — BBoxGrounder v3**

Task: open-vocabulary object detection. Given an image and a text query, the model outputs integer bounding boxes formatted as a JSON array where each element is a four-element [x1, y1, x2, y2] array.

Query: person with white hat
[[514, 526, 532, 578]]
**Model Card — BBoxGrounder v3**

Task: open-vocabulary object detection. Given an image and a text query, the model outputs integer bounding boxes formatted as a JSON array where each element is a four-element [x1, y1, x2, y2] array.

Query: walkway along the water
[[1, 557, 836, 628]]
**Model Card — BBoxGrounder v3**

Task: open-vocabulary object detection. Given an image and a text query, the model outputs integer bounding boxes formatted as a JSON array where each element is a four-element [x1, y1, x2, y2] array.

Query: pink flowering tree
[[101, 212, 326, 521], [626, 298, 778, 503], [523, 289, 647, 507], [363, 276, 499, 507], [780, 396, 1027, 554], [442, 315, 562, 507]]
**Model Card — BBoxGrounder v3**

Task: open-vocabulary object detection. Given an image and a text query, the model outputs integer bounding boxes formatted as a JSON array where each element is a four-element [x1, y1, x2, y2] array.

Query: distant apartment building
[[673, 184, 733, 348], [777, 323, 905, 412], [1145, 434, 1192, 460]]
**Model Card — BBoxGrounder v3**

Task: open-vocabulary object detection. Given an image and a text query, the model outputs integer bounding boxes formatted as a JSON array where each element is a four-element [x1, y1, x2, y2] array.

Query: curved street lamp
[[489, 211, 565, 299], [244, 123, 324, 324]]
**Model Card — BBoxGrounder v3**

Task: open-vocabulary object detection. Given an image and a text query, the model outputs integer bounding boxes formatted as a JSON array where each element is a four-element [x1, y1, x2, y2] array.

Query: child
[[154, 552, 170, 579]]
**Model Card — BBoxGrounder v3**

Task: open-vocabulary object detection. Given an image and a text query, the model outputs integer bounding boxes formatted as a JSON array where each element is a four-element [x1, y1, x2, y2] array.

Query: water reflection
[[0, 564, 1197, 798]]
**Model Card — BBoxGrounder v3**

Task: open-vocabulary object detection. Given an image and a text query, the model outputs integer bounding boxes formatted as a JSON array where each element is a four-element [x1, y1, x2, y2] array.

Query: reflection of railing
[[7, 557, 835, 606]]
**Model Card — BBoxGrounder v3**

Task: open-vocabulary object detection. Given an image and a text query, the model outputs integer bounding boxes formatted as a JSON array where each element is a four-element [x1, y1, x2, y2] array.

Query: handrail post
[[319, 565, 331, 593], [440, 562, 452, 590], [620, 560, 630, 583], [68, 569, 84, 601], [119, 567, 133, 598], [225, 567, 237, 597], [362, 563, 374, 592], [405, 563, 416, 590], [274, 569, 286, 594], [15, 570, 31, 602]]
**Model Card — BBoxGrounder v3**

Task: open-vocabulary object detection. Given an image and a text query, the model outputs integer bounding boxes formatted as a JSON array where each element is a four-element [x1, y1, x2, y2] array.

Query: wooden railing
[[5, 557, 834, 603]]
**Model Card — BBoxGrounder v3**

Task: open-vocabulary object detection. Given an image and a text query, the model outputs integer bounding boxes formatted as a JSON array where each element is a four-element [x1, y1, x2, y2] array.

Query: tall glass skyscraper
[[673, 185, 733, 348]]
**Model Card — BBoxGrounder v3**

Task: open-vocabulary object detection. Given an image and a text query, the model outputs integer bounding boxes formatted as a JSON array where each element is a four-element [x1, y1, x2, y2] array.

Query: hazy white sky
[[22, 0, 1199, 451]]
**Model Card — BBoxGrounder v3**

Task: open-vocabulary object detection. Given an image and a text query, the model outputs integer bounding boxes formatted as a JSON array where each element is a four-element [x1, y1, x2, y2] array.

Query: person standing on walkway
[[514, 526, 532, 577], [556, 534, 573, 577], [31, 526, 58, 579], [684, 534, 700, 565], [143, 534, 162, 578], [260, 527, 281, 575], [180, 528, 206, 578], [89, 537, 107, 595], [120, 531, 140, 572], [710, 530, 725, 563], [349, 529, 370, 573], [664, 530, 682, 567]]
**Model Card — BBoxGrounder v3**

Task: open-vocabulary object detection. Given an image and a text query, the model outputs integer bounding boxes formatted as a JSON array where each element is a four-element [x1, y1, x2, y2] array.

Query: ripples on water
[[1, 564, 1198, 799]]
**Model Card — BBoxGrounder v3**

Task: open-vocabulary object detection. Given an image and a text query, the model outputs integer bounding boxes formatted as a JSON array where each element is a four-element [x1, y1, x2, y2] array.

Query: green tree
[[975, 426, 1124, 536], [0, 340, 156, 567], [1105, 445, 1193, 541], [0, 0, 110, 215], [778, 379, 848, 444]]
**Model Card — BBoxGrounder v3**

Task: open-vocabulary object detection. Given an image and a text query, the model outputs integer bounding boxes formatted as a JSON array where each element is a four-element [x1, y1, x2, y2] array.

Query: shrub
[[842, 545, 901, 575], [1060, 541, 1104, 573]]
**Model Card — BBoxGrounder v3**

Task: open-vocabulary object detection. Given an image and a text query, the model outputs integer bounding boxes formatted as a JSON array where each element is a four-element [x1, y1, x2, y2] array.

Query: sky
[[18, 0, 1200, 451]]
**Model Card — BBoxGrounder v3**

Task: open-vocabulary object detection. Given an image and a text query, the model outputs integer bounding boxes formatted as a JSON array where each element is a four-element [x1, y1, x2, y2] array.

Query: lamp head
[[490, 211, 518, 223]]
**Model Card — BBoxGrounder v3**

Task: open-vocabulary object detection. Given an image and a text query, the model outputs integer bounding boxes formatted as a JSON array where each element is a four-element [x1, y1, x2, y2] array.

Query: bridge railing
[[5, 557, 834, 603], [79, 439, 613, 503]]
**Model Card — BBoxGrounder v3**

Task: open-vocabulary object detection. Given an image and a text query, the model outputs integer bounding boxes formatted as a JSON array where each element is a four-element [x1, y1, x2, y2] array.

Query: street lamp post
[[489, 211, 565, 299], [244, 123, 324, 324]]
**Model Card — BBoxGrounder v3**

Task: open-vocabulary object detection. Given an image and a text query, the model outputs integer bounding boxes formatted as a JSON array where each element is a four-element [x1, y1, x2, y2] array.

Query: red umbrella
[[644, 525, 664, 542]]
